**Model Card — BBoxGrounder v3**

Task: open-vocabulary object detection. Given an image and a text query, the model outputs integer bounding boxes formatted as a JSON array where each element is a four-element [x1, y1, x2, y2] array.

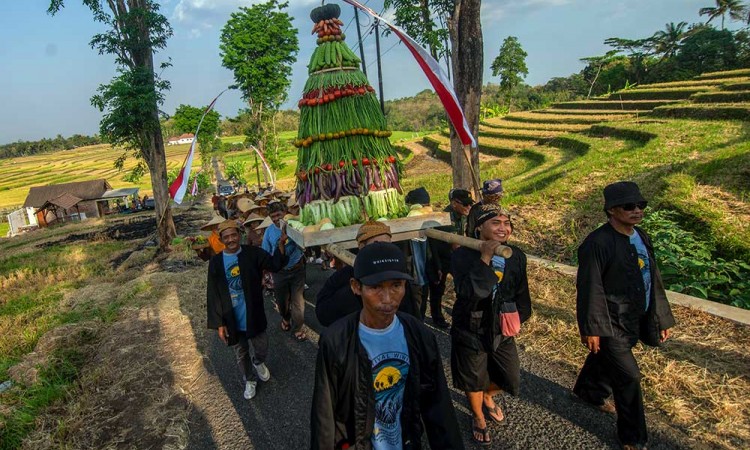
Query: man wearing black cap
[[447, 188, 474, 236], [574, 181, 675, 450], [311, 242, 463, 450]]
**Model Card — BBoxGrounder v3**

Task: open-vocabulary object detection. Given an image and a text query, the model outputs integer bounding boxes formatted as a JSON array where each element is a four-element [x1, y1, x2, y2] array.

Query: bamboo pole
[[424, 228, 513, 258], [323, 228, 512, 269], [323, 243, 356, 267]]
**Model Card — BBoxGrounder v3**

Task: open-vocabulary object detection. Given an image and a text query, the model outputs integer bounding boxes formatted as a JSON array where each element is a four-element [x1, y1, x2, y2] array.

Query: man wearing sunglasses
[[573, 181, 675, 450]]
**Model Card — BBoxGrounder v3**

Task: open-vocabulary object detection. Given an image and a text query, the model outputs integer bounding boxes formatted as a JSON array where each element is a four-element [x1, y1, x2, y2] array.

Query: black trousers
[[573, 337, 647, 445], [421, 272, 447, 322]]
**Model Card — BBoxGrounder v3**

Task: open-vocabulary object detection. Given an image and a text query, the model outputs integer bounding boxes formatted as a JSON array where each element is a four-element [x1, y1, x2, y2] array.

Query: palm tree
[[652, 22, 688, 58], [699, 0, 747, 30]]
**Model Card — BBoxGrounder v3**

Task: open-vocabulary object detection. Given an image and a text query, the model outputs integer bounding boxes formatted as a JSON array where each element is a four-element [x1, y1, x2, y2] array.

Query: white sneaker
[[254, 362, 271, 382], [243, 380, 257, 400], [314, 257, 324, 265]]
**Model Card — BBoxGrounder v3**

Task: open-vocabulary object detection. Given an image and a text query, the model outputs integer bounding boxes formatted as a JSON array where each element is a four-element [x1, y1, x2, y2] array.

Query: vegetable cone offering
[[294, 2, 407, 227]]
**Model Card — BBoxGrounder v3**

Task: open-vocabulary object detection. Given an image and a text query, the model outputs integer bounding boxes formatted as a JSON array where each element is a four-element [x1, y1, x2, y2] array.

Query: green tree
[[677, 26, 739, 75], [172, 104, 221, 169], [48, 0, 176, 249], [491, 36, 528, 110], [699, 0, 747, 30], [383, 0, 453, 62], [219, 0, 298, 182], [652, 22, 688, 59]]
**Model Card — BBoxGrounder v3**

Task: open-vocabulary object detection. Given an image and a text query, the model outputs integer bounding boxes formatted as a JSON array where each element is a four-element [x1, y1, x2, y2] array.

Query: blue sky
[[0, 0, 726, 143]]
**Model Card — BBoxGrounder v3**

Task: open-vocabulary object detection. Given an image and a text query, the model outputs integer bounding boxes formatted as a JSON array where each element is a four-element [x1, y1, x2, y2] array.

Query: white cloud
[[171, 0, 322, 37], [482, 0, 573, 21]]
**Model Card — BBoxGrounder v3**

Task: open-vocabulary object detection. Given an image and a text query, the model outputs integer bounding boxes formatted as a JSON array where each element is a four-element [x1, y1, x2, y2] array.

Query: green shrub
[[642, 210, 750, 309]]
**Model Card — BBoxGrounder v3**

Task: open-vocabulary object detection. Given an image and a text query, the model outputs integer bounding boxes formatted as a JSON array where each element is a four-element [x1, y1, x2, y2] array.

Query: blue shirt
[[491, 255, 506, 295], [629, 231, 652, 311], [359, 316, 410, 450], [222, 249, 247, 331], [262, 223, 303, 269]]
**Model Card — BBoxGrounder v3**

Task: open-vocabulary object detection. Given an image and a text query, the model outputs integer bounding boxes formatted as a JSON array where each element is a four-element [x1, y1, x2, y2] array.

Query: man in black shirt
[[574, 181, 675, 450]]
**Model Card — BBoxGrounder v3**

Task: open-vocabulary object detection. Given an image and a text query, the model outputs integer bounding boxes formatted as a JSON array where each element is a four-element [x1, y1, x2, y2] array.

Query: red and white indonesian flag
[[342, 0, 477, 148], [169, 90, 227, 204]]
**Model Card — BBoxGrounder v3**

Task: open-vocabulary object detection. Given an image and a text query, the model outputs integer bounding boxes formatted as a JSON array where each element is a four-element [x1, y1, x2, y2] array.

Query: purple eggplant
[[372, 165, 382, 190]]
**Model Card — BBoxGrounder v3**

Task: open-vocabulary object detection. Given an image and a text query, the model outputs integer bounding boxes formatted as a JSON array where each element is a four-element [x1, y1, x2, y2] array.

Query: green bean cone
[[294, 6, 407, 226]]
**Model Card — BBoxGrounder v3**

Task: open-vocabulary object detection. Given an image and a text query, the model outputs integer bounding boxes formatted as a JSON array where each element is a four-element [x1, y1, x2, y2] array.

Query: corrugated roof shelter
[[23, 179, 112, 208], [101, 188, 140, 199]]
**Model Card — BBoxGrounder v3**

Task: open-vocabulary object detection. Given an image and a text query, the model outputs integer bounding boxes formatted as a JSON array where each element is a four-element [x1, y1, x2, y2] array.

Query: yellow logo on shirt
[[374, 366, 402, 392], [495, 271, 504, 282], [231, 266, 240, 277], [638, 258, 645, 269]]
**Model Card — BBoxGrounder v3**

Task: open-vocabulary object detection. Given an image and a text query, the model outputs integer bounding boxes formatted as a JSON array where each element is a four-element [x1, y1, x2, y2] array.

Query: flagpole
[[353, 6, 367, 77], [374, 20, 385, 115]]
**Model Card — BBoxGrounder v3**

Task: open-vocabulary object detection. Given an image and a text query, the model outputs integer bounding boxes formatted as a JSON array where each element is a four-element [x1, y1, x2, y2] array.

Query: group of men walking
[[205, 180, 675, 450]]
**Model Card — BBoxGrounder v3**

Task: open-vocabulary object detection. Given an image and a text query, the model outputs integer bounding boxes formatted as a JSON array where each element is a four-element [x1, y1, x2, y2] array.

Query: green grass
[[0, 223, 8, 238], [502, 120, 750, 263], [696, 68, 750, 79], [550, 99, 680, 110], [692, 90, 750, 103], [651, 104, 750, 120], [608, 87, 715, 100], [0, 345, 91, 449]]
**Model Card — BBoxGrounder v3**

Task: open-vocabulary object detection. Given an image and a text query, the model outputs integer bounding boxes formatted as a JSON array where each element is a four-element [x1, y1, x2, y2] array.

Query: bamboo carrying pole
[[323, 243, 356, 267], [424, 229, 513, 258], [322, 229, 512, 269]]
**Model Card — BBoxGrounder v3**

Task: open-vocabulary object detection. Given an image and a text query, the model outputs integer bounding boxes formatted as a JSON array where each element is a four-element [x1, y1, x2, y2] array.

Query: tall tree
[[219, 0, 298, 181], [699, 0, 747, 30], [381, 0, 482, 193], [48, 0, 176, 249], [491, 36, 528, 111], [447, 0, 482, 194], [652, 22, 688, 59], [383, 0, 452, 61], [172, 104, 221, 170]]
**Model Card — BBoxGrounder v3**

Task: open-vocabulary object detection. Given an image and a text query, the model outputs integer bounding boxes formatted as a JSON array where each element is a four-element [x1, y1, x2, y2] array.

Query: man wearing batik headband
[[449, 203, 532, 446], [573, 181, 675, 450]]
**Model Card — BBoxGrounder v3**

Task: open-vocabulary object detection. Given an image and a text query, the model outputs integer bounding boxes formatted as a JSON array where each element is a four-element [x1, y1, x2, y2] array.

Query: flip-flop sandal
[[485, 404, 506, 425], [280, 319, 291, 331], [470, 417, 491, 446]]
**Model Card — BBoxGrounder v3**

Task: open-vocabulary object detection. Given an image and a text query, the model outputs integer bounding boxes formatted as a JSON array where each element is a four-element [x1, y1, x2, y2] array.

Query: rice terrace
[[1, 1, 749, 450]]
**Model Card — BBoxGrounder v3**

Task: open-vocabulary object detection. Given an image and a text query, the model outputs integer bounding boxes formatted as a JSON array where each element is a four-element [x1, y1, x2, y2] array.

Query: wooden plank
[[287, 212, 451, 248]]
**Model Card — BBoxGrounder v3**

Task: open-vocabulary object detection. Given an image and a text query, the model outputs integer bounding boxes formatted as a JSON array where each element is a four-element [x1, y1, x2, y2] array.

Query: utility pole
[[374, 20, 385, 115], [353, 6, 367, 77], [254, 153, 261, 190]]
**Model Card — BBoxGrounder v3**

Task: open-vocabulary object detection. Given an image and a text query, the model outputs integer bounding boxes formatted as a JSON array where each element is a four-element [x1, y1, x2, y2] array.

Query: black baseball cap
[[353, 242, 413, 286]]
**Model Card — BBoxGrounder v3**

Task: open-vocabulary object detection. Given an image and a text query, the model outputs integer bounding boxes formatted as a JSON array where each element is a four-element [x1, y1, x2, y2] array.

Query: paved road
[[187, 263, 696, 450]]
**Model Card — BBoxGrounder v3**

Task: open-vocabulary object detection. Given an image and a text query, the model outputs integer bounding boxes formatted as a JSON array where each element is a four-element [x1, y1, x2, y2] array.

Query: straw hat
[[243, 213, 264, 226], [247, 204, 266, 213], [256, 216, 274, 230], [287, 196, 299, 208], [269, 188, 283, 197], [200, 214, 225, 231], [237, 197, 256, 213]]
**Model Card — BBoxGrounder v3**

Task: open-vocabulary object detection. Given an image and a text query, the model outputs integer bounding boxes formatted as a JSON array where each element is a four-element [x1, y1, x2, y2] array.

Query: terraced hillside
[[418, 69, 750, 266], [420, 68, 750, 161]]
